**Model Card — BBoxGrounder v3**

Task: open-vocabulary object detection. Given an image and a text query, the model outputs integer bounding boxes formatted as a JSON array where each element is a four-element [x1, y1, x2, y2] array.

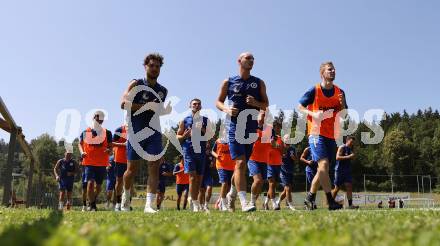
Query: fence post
[[2, 131, 17, 206], [416, 175, 420, 195], [363, 174, 366, 193]]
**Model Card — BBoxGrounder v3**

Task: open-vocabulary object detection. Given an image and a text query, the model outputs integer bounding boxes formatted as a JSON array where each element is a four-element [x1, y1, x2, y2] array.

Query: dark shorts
[[280, 172, 293, 187], [115, 163, 127, 178], [84, 166, 107, 185], [127, 130, 163, 161], [217, 169, 234, 184], [228, 119, 256, 161], [201, 173, 213, 188], [176, 184, 189, 196], [335, 168, 353, 186], [248, 160, 267, 179], [158, 181, 166, 193], [267, 165, 281, 180], [306, 167, 317, 186], [106, 178, 116, 191], [308, 135, 337, 164], [59, 177, 74, 192], [81, 170, 88, 189], [184, 153, 206, 175]]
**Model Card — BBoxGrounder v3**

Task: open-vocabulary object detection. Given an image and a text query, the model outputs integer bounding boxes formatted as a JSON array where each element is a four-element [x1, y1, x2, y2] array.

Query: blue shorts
[[201, 173, 213, 188], [84, 166, 107, 185], [228, 119, 257, 161], [176, 184, 189, 196], [308, 135, 337, 164], [127, 130, 163, 161], [306, 167, 317, 186], [115, 163, 127, 178], [81, 170, 88, 189], [59, 177, 74, 192], [106, 178, 116, 191], [280, 172, 293, 187], [158, 181, 166, 193], [267, 165, 281, 180], [334, 167, 353, 186], [184, 153, 206, 175], [248, 160, 267, 179], [217, 169, 234, 184]]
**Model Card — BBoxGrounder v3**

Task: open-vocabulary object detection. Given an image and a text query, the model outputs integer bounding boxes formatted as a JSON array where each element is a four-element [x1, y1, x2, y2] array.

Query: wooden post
[[2, 131, 17, 206], [26, 159, 35, 208]]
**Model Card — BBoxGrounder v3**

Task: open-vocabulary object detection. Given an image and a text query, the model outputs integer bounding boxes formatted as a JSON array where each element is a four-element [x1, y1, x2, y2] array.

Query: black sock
[[308, 192, 316, 202], [83, 200, 87, 206], [326, 192, 334, 204], [117, 195, 122, 203], [348, 199, 353, 206]]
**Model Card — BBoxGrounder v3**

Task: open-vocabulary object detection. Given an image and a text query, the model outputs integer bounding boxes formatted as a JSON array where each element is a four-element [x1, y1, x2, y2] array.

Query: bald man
[[216, 52, 269, 212]]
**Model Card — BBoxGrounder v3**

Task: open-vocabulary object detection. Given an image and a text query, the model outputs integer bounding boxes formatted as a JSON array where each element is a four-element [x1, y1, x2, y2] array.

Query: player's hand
[[182, 128, 192, 139], [246, 95, 258, 107], [56, 176, 60, 181], [338, 93, 345, 109], [257, 111, 265, 126], [104, 148, 112, 154], [81, 152, 87, 158], [225, 107, 239, 117], [310, 110, 334, 121], [349, 153, 355, 159], [106, 166, 110, 171]]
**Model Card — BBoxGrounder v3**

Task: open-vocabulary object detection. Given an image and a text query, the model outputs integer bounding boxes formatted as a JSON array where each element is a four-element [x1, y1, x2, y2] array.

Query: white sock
[[251, 193, 257, 204], [221, 198, 228, 208], [204, 202, 208, 207], [59, 201, 63, 207], [229, 185, 237, 197], [146, 193, 156, 208], [238, 191, 247, 208], [275, 197, 280, 205], [123, 188, 131, 197], [264, 197, 269, 204]]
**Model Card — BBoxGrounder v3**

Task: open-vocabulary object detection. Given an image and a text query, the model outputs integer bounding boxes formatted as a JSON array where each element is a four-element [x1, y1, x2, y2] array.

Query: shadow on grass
[[0, 210, 63, 245]]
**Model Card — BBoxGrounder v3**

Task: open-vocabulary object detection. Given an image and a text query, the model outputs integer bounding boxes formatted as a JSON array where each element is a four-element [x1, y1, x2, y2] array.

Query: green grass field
[[1, 208, 439, 246]]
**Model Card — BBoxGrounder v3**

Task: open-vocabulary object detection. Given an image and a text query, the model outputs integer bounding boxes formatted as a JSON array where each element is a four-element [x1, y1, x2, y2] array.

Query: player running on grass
[[173, 155, 190, 210], [298, 61, 346, 210], [78, 111, 113, 211], [212, 128, 235, 211], [120, 53, 172, 213], [216, 52, 269, 212], [276, 135, 297, 211], [54, 148, 79, 211], [332, 135, 359, 209], [177, 98, 211, 212], [112, 124, 128, 211]]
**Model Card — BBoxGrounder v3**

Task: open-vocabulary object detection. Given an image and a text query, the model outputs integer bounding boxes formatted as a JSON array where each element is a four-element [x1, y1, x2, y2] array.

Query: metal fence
[[1, 166, 439, 209]]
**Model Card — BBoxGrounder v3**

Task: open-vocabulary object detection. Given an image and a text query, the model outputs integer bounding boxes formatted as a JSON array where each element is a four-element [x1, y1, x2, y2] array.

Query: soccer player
[[332, 136, 359, 209], [54, 149, 79, 211], [157, 158, 173, 210], [105, 155, 116, 209], [247, 117, 271, 210], [177, 98, 210, 212], [297, 61, 346, 210], [212, 130, 235, 211], [266, 121, 284, 210], [199, 141, 214, 211], [78, 111, 113, 211], [300, 147, 318, 209], [120, 53, 172, 213], [277, 134, 297, 211], [216, 52, 269, 212], [113, 124, 127, 211], [173, 155, 190, 210]]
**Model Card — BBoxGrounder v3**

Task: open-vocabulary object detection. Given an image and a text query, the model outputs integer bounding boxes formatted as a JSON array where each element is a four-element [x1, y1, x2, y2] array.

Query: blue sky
[[1, 0, 439, 142]]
